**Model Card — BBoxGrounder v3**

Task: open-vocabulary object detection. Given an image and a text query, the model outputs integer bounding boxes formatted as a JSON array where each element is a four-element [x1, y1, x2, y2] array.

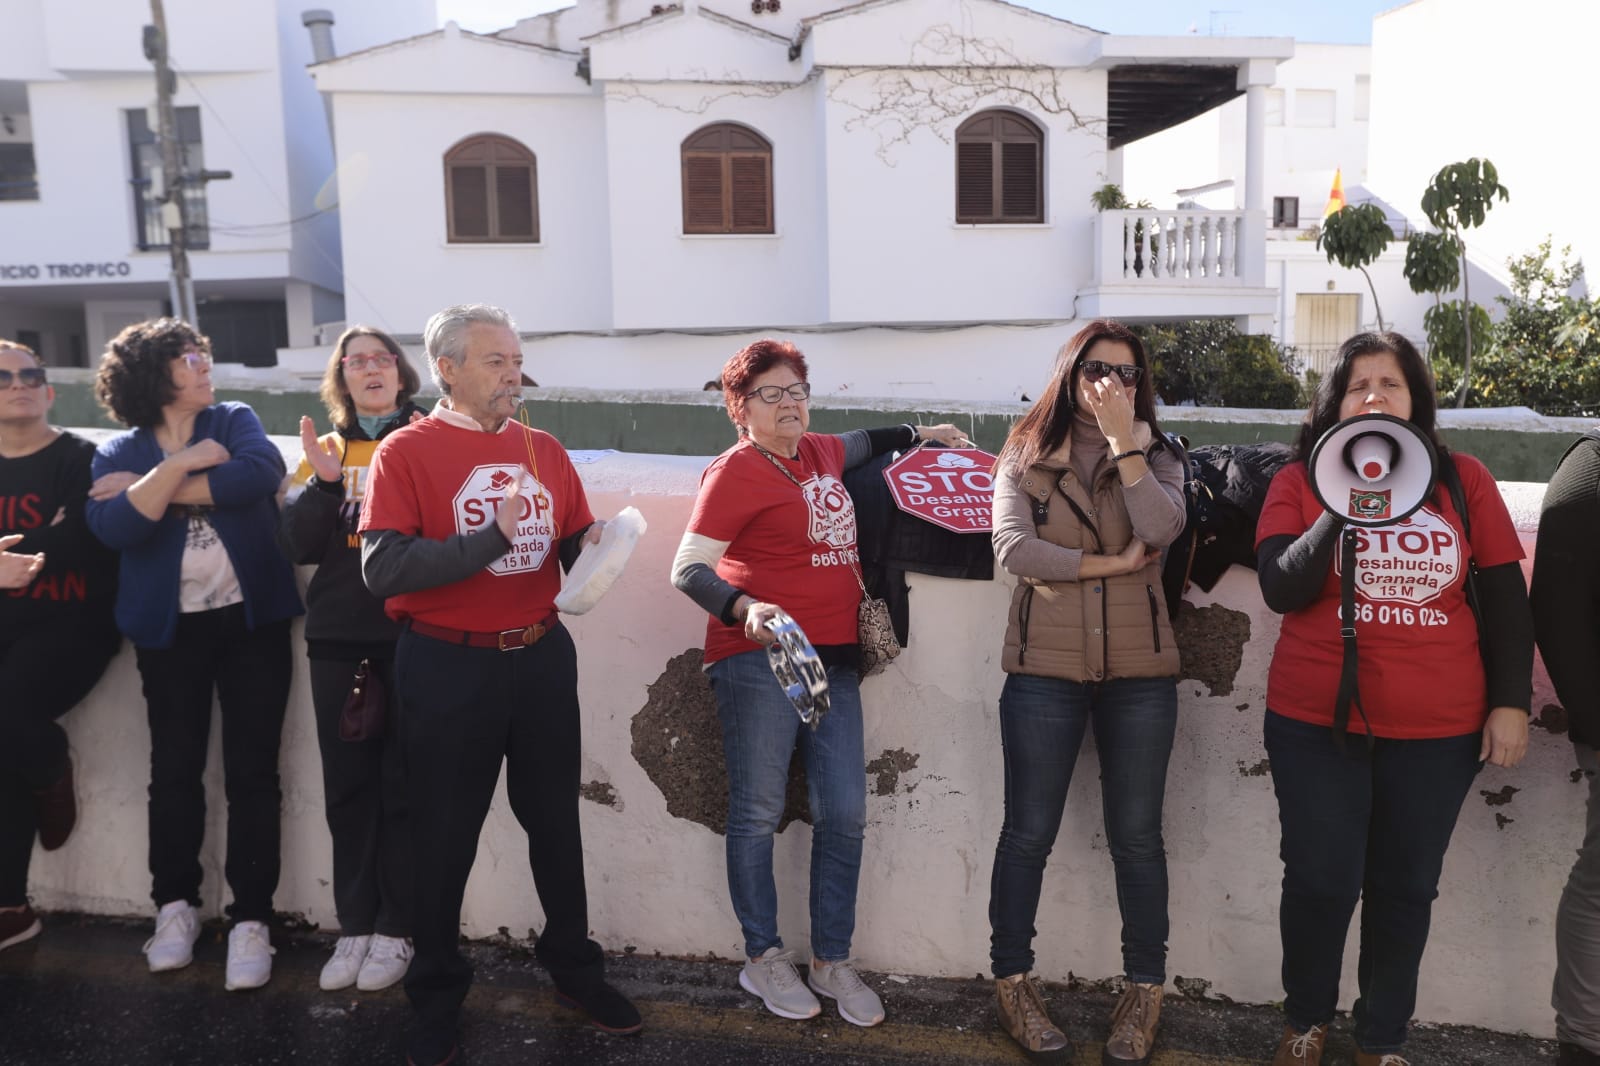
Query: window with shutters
[[681, 123, 773, 235], [955, 111, 1043, 225], [444, 134, 538, 243]]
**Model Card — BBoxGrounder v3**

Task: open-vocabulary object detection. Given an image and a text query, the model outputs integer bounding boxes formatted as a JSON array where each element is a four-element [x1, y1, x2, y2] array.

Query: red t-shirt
[[689, 434, 862, 665], [358, 416, 593, 631], [1255, 454, 1524, 738]]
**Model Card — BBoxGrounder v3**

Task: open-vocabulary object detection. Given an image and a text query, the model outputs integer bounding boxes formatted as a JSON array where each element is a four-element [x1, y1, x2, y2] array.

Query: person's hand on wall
[[915, 423, 974, 448], [1481, 706, 1530, 767]]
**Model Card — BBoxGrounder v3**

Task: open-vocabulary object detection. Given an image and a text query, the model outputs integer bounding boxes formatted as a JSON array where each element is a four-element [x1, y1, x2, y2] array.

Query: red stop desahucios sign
[[882, 446, 998, 534]]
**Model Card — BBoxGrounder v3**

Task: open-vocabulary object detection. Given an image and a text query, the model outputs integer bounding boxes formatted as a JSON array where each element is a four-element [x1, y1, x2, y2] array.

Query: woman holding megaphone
[[1255, 332, 1533, 1066]]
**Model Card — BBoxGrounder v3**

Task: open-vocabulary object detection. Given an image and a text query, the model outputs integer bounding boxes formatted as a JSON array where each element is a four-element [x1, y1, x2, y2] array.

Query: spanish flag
[[1322, 169, 1346, 219]]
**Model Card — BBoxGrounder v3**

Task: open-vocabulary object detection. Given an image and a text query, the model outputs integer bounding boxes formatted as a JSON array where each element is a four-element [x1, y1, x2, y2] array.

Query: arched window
[[955, 111, 1043, 224], [444, 134, 538, 243], [681, 123, 773, 235]]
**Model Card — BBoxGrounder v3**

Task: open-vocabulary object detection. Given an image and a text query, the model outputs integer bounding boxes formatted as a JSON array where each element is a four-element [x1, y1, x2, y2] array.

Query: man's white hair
[[421, 303, 519, 394]]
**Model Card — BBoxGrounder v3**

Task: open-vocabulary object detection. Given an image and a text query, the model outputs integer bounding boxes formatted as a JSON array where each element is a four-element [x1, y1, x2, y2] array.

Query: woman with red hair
[[671, 339, 967, 1028]]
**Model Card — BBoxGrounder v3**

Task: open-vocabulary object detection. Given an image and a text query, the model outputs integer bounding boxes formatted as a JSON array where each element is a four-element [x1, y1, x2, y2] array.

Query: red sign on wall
[[882, 446, 998, 534]]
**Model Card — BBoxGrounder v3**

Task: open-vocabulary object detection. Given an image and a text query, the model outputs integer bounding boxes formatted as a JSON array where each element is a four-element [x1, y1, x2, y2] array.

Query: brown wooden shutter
[[956, 142, 993, 223], [729, 153, 771, 232], [495, 165, 536, 240], [1000, 141, 1041, 221], [450, 165, 490, 239], [683, 153, 726, 233]]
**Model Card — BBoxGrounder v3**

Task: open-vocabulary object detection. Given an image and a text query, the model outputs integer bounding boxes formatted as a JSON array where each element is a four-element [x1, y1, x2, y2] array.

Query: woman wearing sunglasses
[[987, 320, 1185, 1066], [276, 327, 424, 994], [85, 319, 302, 992], [670, 338, 968, 1027]]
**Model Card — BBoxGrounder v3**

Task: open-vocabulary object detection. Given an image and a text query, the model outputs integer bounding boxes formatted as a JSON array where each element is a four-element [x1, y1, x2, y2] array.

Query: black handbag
[[339, 659, 387, 742]]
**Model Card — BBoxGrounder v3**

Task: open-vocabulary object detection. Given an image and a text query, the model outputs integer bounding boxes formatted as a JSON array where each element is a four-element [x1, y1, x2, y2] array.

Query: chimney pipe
[[302, 9, 337, 138]]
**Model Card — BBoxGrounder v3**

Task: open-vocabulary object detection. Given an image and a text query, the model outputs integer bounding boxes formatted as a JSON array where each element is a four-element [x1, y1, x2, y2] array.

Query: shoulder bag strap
[[1332, 524, 1375, 753]]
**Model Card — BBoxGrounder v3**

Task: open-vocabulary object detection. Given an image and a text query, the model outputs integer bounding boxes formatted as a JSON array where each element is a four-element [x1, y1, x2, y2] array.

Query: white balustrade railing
[[1101, 209, 1247, 285]]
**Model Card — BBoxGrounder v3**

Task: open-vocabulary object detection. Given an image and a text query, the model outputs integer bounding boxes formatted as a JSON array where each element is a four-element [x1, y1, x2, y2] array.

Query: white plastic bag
[[554, 506, 647, 615]]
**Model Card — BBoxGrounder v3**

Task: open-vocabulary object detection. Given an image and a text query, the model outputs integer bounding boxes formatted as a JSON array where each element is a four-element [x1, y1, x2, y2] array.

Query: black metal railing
[[130, 178, 210, 250]]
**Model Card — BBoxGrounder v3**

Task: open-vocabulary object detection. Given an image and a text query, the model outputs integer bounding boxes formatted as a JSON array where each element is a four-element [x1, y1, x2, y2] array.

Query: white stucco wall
[[24, 437, 1583, 1039]]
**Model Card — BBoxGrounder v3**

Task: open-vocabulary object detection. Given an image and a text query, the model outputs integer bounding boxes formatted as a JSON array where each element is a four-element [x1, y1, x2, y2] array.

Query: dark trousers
[[0, 619, 119, 905], [988, 673, 1178, 983], [396, 624, 603, 1064], [135, 605, 292, 923], [1264, 710, 1482, 1054], [309, 655, 411, 938]]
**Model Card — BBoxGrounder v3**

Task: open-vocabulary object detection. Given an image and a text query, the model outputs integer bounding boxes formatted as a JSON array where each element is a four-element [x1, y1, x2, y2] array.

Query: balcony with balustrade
[[1076, 207, 1277, 324]]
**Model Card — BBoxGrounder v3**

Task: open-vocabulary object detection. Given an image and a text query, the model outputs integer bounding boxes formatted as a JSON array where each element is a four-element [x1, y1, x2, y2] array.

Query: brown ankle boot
[[1354, 1053, 1410, 1066], [1271, 1023, 1328, 1065], [995, 973, 1073, 1062], [1102, 981, 1163, 1064]]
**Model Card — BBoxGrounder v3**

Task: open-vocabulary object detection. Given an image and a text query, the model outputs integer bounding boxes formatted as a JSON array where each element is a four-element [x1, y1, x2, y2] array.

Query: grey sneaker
[[739, 947, 821, 1020], [809, 959, 884, 1027]]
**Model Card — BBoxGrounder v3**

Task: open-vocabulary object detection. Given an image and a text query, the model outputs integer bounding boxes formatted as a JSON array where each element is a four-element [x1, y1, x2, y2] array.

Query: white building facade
[[0, 0, 433, 367], [310, 0, 1292, 403]]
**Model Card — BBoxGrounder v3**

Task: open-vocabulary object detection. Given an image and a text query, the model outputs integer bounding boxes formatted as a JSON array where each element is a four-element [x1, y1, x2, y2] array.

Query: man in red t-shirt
[[359, 304, 639, 1066]]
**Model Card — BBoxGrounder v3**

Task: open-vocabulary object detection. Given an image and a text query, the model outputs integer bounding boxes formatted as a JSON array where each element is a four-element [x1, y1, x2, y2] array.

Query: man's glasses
[[745, 382, 812, 404], [175, 350, 212, 372], [1080, 360, 1143, 386], [0, 367, 47, 388], [342, 352, 399, 371]]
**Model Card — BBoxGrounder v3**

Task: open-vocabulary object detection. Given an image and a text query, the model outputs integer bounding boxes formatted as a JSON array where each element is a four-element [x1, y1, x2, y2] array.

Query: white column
[[1243, 84, 1266, 214]]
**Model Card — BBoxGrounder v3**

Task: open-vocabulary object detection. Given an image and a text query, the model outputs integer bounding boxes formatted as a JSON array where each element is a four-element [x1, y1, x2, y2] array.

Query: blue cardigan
[[86, 402, 303, 649]]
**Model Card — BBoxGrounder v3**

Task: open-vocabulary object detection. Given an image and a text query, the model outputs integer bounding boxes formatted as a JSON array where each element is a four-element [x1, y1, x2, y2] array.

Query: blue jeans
[[988, 673, 1177, 983], [1264, 710, 1482, 1055], [707, 649, 865, 962]]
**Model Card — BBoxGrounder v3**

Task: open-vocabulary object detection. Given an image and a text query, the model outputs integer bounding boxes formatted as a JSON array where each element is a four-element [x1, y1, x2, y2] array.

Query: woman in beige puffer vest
[[986, 320, 1186, 1066]]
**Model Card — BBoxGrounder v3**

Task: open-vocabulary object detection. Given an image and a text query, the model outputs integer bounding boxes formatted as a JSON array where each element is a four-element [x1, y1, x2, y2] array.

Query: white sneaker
[[143, 901, 201, 973], [319, 934, 372, 991], [356, 934, 413, 991], [224, 921, 275, 991]]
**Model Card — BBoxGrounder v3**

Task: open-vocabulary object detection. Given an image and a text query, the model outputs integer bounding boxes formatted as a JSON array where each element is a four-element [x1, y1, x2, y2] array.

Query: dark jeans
[[706, 649, 866, 962], [0, 619, 119, 906], [135, 605, 292, 923], [988, 673, 1177, 983], [1264, 710, 1482, 1055], [396, 624, 604, 1065], [309, 655, 411, 938]]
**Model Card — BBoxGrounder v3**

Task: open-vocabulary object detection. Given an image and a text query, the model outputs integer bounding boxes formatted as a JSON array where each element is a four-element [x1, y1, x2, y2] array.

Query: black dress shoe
[[554, 980, 643, 1035]]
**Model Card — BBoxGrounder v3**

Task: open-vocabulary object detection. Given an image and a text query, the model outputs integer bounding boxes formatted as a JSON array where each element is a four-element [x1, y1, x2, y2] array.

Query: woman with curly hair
[[85, 319, 301, 992], [277, 326, 423, 993]]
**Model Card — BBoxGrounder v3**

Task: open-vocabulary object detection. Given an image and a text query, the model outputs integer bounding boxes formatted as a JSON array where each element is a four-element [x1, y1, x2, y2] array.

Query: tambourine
[[762, 609, 830, 730]]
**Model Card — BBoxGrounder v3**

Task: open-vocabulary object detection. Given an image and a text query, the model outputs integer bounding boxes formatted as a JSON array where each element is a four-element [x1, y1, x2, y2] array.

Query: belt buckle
[[497, 626, 532, 651]]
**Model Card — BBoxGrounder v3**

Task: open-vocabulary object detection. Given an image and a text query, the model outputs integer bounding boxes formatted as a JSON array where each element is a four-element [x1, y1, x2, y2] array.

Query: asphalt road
[[0, 915, 1554, 1065]]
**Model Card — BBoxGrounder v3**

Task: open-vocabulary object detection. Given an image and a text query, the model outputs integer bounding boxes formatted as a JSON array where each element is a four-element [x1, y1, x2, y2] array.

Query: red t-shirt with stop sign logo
[[1255, 454, 1524, 738], [688, 434, 861, 665], [359, 415, 593, 630]]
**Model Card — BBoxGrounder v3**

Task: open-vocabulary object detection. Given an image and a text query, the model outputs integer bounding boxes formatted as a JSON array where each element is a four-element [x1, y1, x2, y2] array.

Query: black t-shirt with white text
[[0, 431, 118, 629]]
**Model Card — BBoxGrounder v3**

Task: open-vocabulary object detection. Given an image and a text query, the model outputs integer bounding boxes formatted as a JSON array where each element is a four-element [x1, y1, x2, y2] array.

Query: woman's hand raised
[[1080, 375, 1137, 450], [300, 416, 343, 484]]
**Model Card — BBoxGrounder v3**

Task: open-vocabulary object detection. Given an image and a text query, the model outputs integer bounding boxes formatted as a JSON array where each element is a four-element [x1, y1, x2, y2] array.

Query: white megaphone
[[1307, 413, 1439, 527]]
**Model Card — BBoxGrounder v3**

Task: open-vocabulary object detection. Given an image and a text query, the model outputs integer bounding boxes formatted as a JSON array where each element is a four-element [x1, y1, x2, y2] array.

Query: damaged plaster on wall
[[1174, 603, 1251, 697], [632, 649, 810, 835]]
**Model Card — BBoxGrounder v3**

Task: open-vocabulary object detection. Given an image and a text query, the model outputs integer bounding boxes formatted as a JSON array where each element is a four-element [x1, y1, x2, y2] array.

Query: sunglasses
[[745, 382, 812, 404], [342, 352, 399, 371], [1080, 360, 1143, 386], [0, 367, 47, 388], [174, 350, 212, 371]]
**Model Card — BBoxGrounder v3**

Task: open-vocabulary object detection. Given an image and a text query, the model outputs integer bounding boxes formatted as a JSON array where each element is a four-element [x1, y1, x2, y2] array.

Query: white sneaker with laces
[[224, 921, 275, 991], [356, 934, 413, 991], [319, 934, 372, 991], [739, 946, 821, 1020], [143, 900, 201, 973], [809, 959, 885, 1027]]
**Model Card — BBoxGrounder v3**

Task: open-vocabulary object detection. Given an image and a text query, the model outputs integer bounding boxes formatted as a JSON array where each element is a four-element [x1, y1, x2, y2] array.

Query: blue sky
[[436, 0, 1402, 43]]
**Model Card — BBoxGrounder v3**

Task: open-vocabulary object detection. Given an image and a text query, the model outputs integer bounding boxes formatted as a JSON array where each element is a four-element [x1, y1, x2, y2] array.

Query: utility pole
[[146, 0, 195, 324]]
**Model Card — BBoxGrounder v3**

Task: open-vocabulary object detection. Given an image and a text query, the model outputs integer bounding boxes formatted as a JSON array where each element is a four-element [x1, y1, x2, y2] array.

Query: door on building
[[198, 300, 288, 367], [1294, 293, 1360, 378]]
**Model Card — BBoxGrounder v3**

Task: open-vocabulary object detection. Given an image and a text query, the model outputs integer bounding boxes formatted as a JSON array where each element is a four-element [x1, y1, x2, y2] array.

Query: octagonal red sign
[[881, 446, 998, 534]]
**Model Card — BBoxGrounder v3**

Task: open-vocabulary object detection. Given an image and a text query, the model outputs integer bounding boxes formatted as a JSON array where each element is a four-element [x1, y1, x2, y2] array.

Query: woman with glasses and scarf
[[670, 338, 967, 1029], [85, 319, 301, 993], [986, 320, 1185, 1066], [277, 326, 425, 994]]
